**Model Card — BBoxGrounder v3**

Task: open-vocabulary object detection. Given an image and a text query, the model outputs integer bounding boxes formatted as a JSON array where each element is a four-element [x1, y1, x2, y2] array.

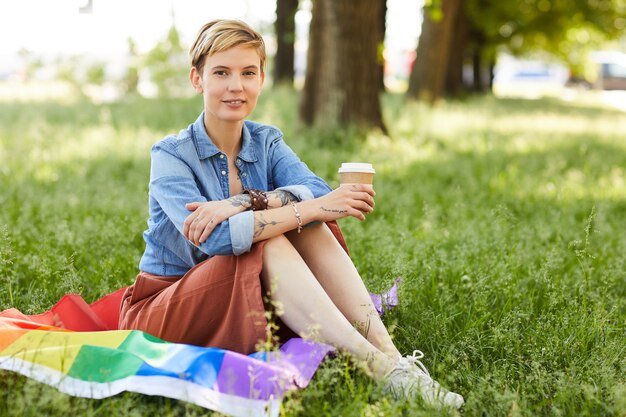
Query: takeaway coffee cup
[[338, 162, 376, 184]]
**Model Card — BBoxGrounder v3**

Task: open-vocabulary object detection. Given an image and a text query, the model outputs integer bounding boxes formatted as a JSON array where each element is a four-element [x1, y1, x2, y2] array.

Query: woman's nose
[[228, 75, 243, 91]]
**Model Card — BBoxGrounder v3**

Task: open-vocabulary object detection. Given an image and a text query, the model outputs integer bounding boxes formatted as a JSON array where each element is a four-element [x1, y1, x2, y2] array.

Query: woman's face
[[191, 45, 264, 125]]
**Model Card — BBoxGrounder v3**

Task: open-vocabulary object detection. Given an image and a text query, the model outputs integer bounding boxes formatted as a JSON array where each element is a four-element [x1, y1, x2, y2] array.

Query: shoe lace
[[403, 350, 432, 379]]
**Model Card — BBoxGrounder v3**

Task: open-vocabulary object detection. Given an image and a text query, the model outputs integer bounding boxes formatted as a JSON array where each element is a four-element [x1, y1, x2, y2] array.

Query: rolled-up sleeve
[[275, 184, 314, 201], [227, 210, 254, 255]]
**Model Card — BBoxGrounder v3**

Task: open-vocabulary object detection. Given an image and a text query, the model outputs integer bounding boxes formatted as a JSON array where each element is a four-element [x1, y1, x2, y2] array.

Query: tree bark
[[488, 57, 495, 90], [377, 0, 387, 92], [469, 41, 495, 93], [407, 0, 462, 103], [299, 0, 325, 126], [299, 0, 386, 133], [274, 0, 299, 86], [444, 1, 468, 97], [471, 47, 482, 92]]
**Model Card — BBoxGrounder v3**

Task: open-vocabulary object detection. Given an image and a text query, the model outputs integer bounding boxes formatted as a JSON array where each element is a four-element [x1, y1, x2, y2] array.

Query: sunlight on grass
[[27, 126, 156, 182], [369, 96, 626, 204]]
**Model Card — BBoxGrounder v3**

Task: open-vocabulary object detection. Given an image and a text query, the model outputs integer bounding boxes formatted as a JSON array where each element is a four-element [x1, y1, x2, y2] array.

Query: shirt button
[[221, 170, 226, 175], [219, 154, 224, 159], [241, 172, 247, 177], [236, 159, 241, 166]]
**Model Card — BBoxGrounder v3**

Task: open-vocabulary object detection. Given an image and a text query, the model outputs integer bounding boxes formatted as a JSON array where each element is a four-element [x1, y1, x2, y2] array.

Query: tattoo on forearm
[[230, 190, 295, 210], [253, 213, 284, 238], [267, 190, 297, 207], [228, 194, 252, 208], [320, 206, 348, 214]]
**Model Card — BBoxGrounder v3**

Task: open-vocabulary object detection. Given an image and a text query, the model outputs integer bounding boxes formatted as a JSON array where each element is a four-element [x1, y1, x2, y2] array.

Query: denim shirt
[[139, 113, 332, 276]]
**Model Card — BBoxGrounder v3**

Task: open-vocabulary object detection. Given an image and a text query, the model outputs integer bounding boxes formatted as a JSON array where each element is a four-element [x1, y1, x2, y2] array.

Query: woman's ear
[[189, 67, 203, 94]]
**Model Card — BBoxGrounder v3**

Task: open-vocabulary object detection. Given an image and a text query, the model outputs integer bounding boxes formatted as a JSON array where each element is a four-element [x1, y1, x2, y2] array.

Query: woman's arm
[[184, 189, 299, 245], [186, 184, 375, 245], [226, 189, 298, 210], [266, 189, 299, 207], [251, 183, 375, 242]]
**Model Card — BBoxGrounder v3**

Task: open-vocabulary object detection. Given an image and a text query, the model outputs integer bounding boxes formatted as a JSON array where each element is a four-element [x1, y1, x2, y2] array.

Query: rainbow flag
[[0, 290, 333, 417], [0, 280, 399, 417]]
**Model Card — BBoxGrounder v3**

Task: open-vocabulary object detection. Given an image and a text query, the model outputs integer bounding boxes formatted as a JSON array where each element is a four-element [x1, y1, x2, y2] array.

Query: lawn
[[0, 89, 625, 416]]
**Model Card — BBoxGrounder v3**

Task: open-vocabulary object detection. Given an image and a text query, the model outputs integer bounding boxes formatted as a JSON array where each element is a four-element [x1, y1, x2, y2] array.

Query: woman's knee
[[287, 222, 343, 253], [262, 234, 295, 257], [260, 235, 302, 288]]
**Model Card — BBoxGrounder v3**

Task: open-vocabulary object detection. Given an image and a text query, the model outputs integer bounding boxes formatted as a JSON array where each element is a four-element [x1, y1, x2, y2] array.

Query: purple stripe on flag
[[215, 339, 335, 399], [266, 338, 335, 388], [370, 277, 401, 316]]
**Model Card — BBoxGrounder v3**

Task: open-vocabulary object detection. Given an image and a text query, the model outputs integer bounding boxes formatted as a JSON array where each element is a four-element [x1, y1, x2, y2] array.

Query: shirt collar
[[192, 113, 258, 162]]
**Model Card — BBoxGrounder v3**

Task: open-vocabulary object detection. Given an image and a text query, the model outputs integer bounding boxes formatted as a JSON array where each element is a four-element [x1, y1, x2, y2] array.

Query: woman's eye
[[214, 70, 227, 76], [243, 71, 256, 76]]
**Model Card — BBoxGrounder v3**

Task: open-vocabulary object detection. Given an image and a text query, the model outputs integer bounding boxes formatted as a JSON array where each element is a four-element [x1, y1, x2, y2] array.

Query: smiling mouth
[[223, 99, 245, 104]]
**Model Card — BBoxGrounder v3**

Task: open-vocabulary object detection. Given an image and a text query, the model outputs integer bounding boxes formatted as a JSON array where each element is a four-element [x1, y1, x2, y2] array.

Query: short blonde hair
[[189, 19, 266, 74]]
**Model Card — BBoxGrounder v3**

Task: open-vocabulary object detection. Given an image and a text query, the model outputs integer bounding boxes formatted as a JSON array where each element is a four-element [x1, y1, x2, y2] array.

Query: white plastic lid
[[338, 162, 375, 174]]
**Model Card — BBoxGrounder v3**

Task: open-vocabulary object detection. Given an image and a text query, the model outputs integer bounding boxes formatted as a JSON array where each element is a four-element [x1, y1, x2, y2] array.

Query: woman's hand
[[183, 199, 245, 246], [306, 183, 376, 223]]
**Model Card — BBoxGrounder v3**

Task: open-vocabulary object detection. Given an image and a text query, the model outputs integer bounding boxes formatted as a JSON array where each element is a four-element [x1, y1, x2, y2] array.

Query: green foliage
[[0, 91, 625, 416], [466, 0, 626, 73], [51, 55, 107, 97], [85, 62, 106, 86], [53, 54, 83, 86], [122, 38, 140, 95], [424, 0, 445, 21], [16, 48, 44, 82], [143, 24, 189, 98]]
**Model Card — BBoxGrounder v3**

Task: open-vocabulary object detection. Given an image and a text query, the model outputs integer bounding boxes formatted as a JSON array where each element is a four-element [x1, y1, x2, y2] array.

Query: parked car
[[492, 57, 569, 98], [590, 51, 626, 90]]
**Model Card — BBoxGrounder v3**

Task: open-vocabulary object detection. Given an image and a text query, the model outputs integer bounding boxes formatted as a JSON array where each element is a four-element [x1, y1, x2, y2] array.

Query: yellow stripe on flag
[[0, 330, 132, 372]]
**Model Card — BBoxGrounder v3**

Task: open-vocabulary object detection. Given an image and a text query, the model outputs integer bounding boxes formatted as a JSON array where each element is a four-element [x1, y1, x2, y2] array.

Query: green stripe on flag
[[117, 330, 172, 363], [67, 344, 144, 383]]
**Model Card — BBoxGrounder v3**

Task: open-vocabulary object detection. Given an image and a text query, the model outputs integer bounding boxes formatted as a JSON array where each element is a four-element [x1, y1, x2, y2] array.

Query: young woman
[[118, 19, 463, 408]]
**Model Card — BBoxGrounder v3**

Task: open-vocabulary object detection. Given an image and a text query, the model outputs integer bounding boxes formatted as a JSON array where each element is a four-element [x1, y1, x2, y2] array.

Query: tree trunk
[[273, 0, 298, 86], [299, 0, 386, 133], [407, 0, 462, 103], [488, 56, 496, 91], [470, 43, 495, 93], [299, 0, 325, 126], [444, 1, 468, 97], [377, 0, 387, 92], [471, 46, 482, 92]]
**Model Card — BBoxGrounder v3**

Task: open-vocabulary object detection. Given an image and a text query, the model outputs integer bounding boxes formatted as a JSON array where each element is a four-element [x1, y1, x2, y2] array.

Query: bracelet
[[291, 202, 302, 233], [243, 188, 268, 211]]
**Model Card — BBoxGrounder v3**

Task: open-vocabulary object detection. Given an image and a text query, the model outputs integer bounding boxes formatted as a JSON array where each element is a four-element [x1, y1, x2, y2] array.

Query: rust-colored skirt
[[119, 222, 348, 355]]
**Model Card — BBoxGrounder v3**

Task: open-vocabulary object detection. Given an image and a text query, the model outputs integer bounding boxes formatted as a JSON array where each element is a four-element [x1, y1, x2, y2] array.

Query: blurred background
[[1, 0, 625, 119]]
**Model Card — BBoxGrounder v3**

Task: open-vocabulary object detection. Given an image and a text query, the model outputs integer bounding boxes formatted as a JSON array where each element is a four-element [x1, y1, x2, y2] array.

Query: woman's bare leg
[[261, 234, 396, 379], [285, 223, 401, 359]]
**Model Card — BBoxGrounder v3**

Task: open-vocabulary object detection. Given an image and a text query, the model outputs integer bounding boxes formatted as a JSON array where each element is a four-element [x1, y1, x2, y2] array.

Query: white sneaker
[[384, 350, 464, 409]]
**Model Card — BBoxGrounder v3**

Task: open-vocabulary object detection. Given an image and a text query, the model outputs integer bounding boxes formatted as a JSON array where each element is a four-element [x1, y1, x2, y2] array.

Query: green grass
[[1, 90, 625, 416]]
